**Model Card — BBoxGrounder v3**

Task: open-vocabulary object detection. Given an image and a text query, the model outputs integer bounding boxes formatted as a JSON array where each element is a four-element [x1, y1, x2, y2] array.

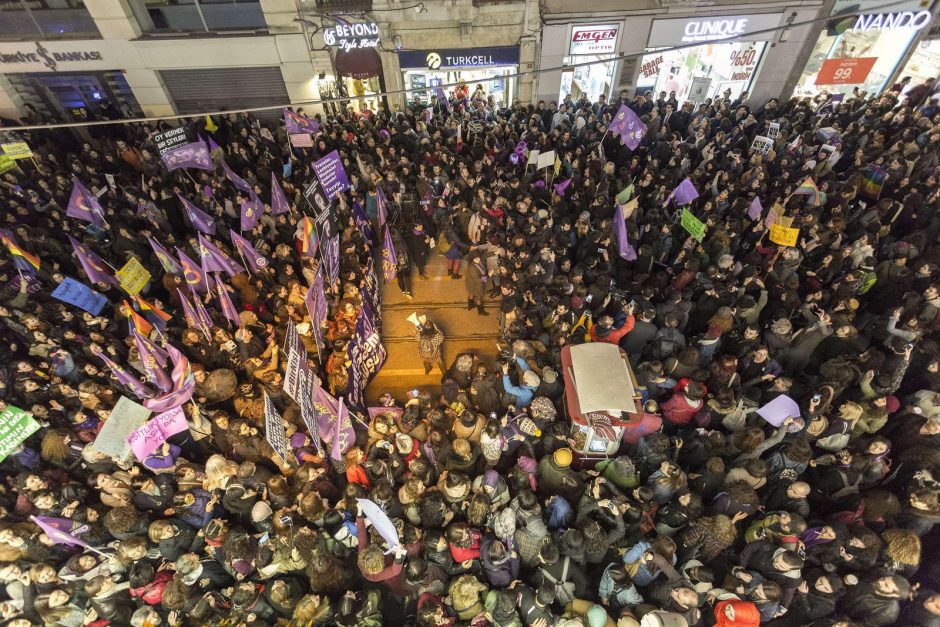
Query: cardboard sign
[[767, 122, 780, 139], [536, 150, 556, 170], [152, 128, 189, 156], [756, 395, 799, 427], [51, 277, 108, 315], [116, 258, 151, 296], [680, 208, 706, 242], [750, 136, 774, 155], [0, 405, 40, 462], [127, 406, 190, 461], [0, 155, 15, 174], [526, 149, 540, 166], [304, 179, 332, 227], [1, 142, 32, 160], [769, 224, 800, 247], [91, 396, 151, 460]]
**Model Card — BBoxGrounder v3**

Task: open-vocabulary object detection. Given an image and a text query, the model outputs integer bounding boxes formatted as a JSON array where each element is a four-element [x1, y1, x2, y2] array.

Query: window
[[129, 0, 266, 34], [0, 0, 99, 40]]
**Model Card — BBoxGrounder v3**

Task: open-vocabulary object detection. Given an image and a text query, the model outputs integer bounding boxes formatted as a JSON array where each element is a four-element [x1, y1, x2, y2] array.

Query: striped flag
[[299, 216, 318, 257], [0, 229, 40, 278]]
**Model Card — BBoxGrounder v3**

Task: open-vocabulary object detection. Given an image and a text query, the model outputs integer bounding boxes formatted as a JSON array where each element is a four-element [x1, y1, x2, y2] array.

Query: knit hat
[[706, 324, 722, 339], [587, 605, 610, 627], [553, 447, 573, 468], [639, 611, 688, 627], [522, 370, 541, 388], [542, 367, 558, 384]]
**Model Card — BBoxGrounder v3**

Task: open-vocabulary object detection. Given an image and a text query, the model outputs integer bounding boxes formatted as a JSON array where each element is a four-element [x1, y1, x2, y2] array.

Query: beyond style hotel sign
[[322, 22, 380, 52]]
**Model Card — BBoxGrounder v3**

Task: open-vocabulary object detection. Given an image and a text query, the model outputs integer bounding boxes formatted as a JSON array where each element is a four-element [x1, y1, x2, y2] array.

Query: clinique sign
[[681, 18, 750, 42]]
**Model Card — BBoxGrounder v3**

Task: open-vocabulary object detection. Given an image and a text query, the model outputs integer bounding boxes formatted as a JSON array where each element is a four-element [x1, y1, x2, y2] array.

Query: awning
[[335, 47, 383, 80]]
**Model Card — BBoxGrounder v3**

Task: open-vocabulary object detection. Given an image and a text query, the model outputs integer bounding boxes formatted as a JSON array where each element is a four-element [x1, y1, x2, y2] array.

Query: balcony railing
[[313, 0, 373, 11]]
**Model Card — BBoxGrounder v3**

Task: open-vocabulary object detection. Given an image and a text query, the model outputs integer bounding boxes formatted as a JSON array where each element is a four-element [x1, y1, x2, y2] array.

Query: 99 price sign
[[816, 57, 878, 85]]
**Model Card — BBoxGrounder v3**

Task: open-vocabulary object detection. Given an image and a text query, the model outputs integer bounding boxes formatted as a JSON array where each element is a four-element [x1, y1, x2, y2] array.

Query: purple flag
[[345, 284, 386, 408], [331, 396, 349, 461], [553, 178, 572, 196], [67, 235, 118, 286], [667, 178, 700, 206], [240, 192, 263, 232], [162, 140, 214, 171], [381, 226, 398, 284], [91, 346, 153, 399], [208, 136, 221, 152], [176, 247, 207, 293], [148, 236, 182, 274], [198, 233, 242, 277], [748, 197, 763, 221], [221, 158, 252, 194], [271, 173, 290, 215], [176, 288, 207, 337], [434, 87, 450, 112], [191, 287, 215, 331], [133, 329, 172, 393], [514, 141, 527, 159], [213, 275, 241, 328], [376, 186, 388, 227], [609, 104, 647, 150], [143, 344, 196, 413], [30, 516, 91, 548], [177, 193, 216, 235], [352, 200, 376, 248], [230, 231, 268, 273], [283, 109, 320, 134], [613, 205, 637, 261], [66, 179, 106, 228]]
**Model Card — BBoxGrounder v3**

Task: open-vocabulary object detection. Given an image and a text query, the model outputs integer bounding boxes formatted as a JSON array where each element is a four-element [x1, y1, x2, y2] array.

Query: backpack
[[649, 333, 681, 360], [540, 557, 576, 605]]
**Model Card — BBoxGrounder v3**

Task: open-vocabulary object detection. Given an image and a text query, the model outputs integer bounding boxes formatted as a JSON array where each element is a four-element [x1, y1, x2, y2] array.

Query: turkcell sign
[[852, 10, 932, 30], [398, 46, 520, 69]]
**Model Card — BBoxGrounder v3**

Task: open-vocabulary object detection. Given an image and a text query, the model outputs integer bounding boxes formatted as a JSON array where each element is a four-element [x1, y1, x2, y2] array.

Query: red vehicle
[[560, 343, 645, 468]]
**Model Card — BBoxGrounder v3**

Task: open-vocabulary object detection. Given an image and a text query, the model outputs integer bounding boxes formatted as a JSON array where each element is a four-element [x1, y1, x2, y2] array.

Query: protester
[[0, 79, 937, 627]]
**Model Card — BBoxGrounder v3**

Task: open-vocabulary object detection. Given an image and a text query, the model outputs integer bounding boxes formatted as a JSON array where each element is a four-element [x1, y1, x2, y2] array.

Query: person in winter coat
[[837, 575, 911, 626], [502, 356, 539, 408], [662, 382, 706, 428], [480, 536, 520, 587], [465, 251, 490, 316]]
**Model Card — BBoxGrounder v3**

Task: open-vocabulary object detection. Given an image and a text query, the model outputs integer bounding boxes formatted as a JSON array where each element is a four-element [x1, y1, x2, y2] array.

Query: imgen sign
[[570, 25, 620, 55]]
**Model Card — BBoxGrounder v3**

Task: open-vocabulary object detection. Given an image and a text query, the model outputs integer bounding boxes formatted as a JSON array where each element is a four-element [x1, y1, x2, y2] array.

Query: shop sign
[[323, 22, 380, 51], [647, 13, 782, 47], [398, 46, 520, 70], [640, 55, 664, 79], [851, 10, 932, 31], [0, 41, 102, 72], [570, 24, 620, 55], [816, 57, 878, 85]]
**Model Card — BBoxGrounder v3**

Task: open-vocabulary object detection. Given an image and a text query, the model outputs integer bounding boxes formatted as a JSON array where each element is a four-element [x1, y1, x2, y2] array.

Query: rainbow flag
[[132, 294, 171, 331], [299, 216, 318, 257], [124, 299, 153, 338], [860, 164, 887, 201], [792, 176, 824, 206], [0, 229, 40, 277]]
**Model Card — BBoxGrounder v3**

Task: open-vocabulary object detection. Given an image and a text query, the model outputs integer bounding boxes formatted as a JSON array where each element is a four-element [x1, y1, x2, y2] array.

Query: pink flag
[[30, 516, 91, 548], [748, 197, 763, 221], [142, 345, 195, 413]]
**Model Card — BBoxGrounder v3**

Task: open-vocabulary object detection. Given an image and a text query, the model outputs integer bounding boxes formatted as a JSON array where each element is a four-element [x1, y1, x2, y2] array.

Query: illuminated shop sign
[[682, 18, 749, 42], [323, 22, 380, 51], [851, 10, 932, 31]]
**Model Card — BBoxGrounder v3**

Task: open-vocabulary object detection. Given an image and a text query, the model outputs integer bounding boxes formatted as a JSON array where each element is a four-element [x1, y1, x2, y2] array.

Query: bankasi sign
[[570, 24, 620, 55], [323, 22, 380, 51], [0, 41, 102, 72]]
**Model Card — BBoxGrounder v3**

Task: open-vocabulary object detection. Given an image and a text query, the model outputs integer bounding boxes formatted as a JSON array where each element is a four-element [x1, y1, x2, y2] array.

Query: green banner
[[616, 184, 634, 205], [0, 405, 40, 462], [0, 155, 15, 174], [680, 208, 706, 242]]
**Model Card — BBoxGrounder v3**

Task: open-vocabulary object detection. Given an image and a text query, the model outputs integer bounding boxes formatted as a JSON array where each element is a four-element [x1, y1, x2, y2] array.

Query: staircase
[[365, 254, 502, 404]]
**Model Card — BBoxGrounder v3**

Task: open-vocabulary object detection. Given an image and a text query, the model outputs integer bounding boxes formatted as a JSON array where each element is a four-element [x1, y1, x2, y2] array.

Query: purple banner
[[313, 150, 350, 201]]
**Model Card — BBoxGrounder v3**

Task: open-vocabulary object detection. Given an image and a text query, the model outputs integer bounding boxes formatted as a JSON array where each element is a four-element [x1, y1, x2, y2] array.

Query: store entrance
[[7, 71, 141, 123]]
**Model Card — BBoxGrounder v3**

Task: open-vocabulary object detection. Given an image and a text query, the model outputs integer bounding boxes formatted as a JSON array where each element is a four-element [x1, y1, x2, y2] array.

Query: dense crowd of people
[[0, 75, 938, 627]]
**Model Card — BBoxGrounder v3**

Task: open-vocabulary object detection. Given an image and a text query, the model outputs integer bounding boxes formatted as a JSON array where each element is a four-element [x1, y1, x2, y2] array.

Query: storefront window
[[794, 0, 932, 96], [129, 0, 266, 34], [398, 47, 520, 109], [404, 68, 514, 108], [559, 55, 617, 103], [898, 38, 940, 84], [0, 0, 100, 40], [636, 41, 766, 103]]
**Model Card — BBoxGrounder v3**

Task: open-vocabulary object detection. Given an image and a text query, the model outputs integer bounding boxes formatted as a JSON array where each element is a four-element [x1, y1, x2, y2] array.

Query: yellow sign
[[1, 142, 32, 160], [0, 155, 15, 174], [769, 224, 800, 247], [116, 258, 152, 296]]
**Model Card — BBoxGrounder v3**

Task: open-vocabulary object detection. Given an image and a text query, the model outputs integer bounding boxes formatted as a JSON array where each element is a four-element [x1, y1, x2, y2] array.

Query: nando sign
[[850, 10, 932, 31], [647, 13, 783, 47]]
